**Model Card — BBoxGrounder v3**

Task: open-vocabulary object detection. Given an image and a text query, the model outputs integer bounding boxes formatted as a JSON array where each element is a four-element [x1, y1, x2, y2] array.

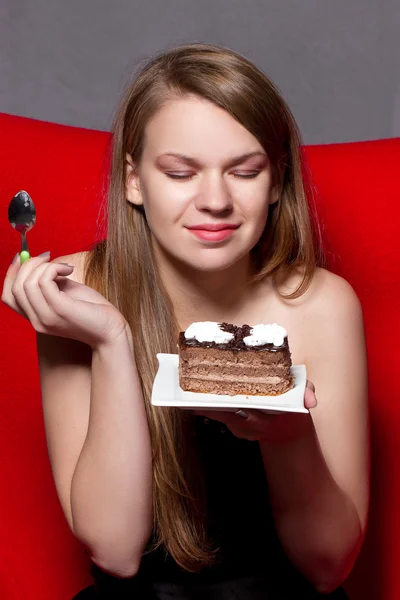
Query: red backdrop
[[0, 112, 399, 599]]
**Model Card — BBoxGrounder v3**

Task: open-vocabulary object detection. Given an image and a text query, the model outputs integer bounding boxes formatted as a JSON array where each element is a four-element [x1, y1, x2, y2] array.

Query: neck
[[154, 245, 255, 331]]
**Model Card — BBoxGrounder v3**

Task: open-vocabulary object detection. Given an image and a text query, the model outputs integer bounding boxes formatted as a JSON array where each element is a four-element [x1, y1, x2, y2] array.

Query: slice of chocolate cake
[[178, 322, 295, 396]]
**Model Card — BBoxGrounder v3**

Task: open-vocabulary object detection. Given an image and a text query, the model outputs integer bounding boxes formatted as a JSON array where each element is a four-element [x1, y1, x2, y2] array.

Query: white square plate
[[151, 353, 308, 414]]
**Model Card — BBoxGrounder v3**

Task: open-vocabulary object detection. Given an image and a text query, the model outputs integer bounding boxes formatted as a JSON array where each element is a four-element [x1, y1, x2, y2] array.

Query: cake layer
[[181, 373, 283, 384], [179, 376, 294, 396], [179, 344, 291, 366], [180, 363, 291, 379]]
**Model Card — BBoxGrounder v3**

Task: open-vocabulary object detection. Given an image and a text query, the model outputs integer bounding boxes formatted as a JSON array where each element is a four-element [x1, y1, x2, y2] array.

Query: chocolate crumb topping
[[219, 322, 235, 334], [220, 322, 252, 339], [180, 322, 288, 352]]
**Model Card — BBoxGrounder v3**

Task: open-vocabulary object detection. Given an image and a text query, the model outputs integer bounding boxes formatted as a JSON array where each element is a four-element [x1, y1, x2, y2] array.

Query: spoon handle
[[20, 234, 30, 265]]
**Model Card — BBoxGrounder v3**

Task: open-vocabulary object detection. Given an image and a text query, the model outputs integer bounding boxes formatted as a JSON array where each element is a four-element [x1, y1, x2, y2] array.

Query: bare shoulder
[[306, 268, 362, 318], [50, 250, 90, 285], [279, 267, 362, 320], [305, 268, 365, 360], [272, 267, 364, 365]]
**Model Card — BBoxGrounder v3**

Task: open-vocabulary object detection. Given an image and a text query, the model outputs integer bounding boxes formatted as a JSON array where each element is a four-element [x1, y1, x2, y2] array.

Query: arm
[[37, 253, 153, 578], [71, 329, 153, 577], [260, 273, 369, 593]]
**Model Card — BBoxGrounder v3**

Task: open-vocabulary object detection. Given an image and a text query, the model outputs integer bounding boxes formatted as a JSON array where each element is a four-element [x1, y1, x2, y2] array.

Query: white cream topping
[[184, 321, 234, 344], [243, 323, 287, 347]]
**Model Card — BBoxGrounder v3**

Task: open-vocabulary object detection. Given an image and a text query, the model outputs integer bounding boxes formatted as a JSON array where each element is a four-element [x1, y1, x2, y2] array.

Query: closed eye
[[165, 173, 193, 180], [165, 172, 261, 181], [233, 172, 260, 179]]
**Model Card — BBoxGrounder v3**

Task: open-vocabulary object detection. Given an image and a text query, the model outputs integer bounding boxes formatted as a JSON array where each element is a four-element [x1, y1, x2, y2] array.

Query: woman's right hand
[[1, 252, 129, 349]]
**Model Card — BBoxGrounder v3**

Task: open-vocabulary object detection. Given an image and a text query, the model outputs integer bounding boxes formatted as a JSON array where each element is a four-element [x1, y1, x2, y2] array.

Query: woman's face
[[126, 96, 278, 273]]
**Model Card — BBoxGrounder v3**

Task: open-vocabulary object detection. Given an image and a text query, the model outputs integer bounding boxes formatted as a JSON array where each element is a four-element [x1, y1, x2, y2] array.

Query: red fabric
[[0, 112, 399, 599]]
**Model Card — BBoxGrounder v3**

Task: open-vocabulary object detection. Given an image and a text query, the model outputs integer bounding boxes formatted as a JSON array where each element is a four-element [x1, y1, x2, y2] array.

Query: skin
[[126, 95, 369, 593]]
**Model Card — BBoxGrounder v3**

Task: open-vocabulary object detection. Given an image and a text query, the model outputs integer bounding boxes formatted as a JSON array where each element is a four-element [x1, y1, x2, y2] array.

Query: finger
[[306, 380, 316, 393], [233, 408, 273, 422], [235, 409, 250, 420], [2, 253, 22, 290], [194, 408, 268, 424], [8, 252, 48, 277], [10, 252, 20, 269], [1, 254, 21, 308], [36, 262, 78, 316], [12, 261, 69, 325], [193, 409, 230, 418], [304, 386, 317, 409], [4, 253, 52, 319], [193, 410, 237, 424], [22, 261, 74, 327]]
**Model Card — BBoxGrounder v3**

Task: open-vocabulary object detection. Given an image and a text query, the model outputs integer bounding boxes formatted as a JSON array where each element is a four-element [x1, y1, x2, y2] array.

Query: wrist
[[92, 322, 133, 353]]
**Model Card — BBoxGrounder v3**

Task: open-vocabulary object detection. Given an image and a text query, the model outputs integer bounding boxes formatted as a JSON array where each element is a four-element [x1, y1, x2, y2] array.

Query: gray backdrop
[[1, 0, 399, 144]]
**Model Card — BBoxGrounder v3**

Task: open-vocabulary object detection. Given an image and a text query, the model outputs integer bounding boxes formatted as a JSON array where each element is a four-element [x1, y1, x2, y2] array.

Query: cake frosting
[[243, 323, 287, 347], [184, 321, 234, 344]]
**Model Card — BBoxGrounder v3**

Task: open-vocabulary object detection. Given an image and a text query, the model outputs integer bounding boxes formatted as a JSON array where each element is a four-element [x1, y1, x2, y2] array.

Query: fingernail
[[60, 263, 74, 268], [39, 251, 51, 257], [12, 252, 19, 263], [235, 409, 249, 420]]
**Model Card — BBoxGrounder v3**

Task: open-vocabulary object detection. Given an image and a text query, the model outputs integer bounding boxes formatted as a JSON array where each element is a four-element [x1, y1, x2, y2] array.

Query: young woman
[[2, 43, 369, 599]]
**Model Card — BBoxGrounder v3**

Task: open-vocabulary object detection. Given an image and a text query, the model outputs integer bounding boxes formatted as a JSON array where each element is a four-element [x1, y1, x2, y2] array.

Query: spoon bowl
[[8, 190, 37, 264]]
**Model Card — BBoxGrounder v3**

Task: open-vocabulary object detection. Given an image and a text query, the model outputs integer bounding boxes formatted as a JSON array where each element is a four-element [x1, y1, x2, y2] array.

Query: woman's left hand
[[192, 380, 317, 443]]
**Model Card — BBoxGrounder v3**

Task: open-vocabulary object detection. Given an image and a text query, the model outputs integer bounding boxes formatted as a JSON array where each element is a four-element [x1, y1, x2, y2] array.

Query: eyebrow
[[156, 151, 267, 168]]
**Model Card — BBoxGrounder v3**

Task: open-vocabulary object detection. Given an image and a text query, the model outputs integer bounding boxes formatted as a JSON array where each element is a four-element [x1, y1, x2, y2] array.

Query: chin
[[187, 262, 234, 273], [157, 235, 256, 273], [177, 251, 248, 273]]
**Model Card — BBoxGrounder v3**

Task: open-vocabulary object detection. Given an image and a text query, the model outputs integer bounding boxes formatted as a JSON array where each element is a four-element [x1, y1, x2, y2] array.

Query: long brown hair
[[83, 43, 324, 572]]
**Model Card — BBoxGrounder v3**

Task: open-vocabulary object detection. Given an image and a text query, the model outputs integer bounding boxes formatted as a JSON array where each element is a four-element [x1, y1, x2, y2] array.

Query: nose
[[194, 172, 233, 214]]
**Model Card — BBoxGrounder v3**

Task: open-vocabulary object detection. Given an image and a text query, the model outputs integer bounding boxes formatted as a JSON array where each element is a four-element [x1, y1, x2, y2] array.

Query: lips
[[187, 223, 239, 231], [186, 223, 239, 242]]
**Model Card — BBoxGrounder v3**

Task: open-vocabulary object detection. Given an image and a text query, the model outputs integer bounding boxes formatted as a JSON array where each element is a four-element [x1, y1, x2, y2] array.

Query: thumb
[[305, 380, 317, 409], [10, 252, 21, 271]]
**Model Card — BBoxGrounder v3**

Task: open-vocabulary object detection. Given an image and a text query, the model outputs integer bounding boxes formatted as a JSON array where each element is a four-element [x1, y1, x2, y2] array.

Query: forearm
[[71, 328, 153, 576], [260, 416, 363, 592]]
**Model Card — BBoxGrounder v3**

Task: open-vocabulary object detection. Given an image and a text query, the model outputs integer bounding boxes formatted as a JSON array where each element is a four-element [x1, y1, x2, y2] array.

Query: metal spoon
[[8, 190, 37, 265]]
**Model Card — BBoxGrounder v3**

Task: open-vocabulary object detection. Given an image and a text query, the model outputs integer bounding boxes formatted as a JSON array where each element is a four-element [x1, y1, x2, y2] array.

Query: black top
[[87, 416, 348, 599]]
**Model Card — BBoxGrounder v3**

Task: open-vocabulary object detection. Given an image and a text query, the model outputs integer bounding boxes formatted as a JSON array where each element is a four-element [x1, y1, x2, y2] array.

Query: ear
[[269, 164, 284, 205], [125, 154, 143, 206], [269, 183, 280, 206]]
